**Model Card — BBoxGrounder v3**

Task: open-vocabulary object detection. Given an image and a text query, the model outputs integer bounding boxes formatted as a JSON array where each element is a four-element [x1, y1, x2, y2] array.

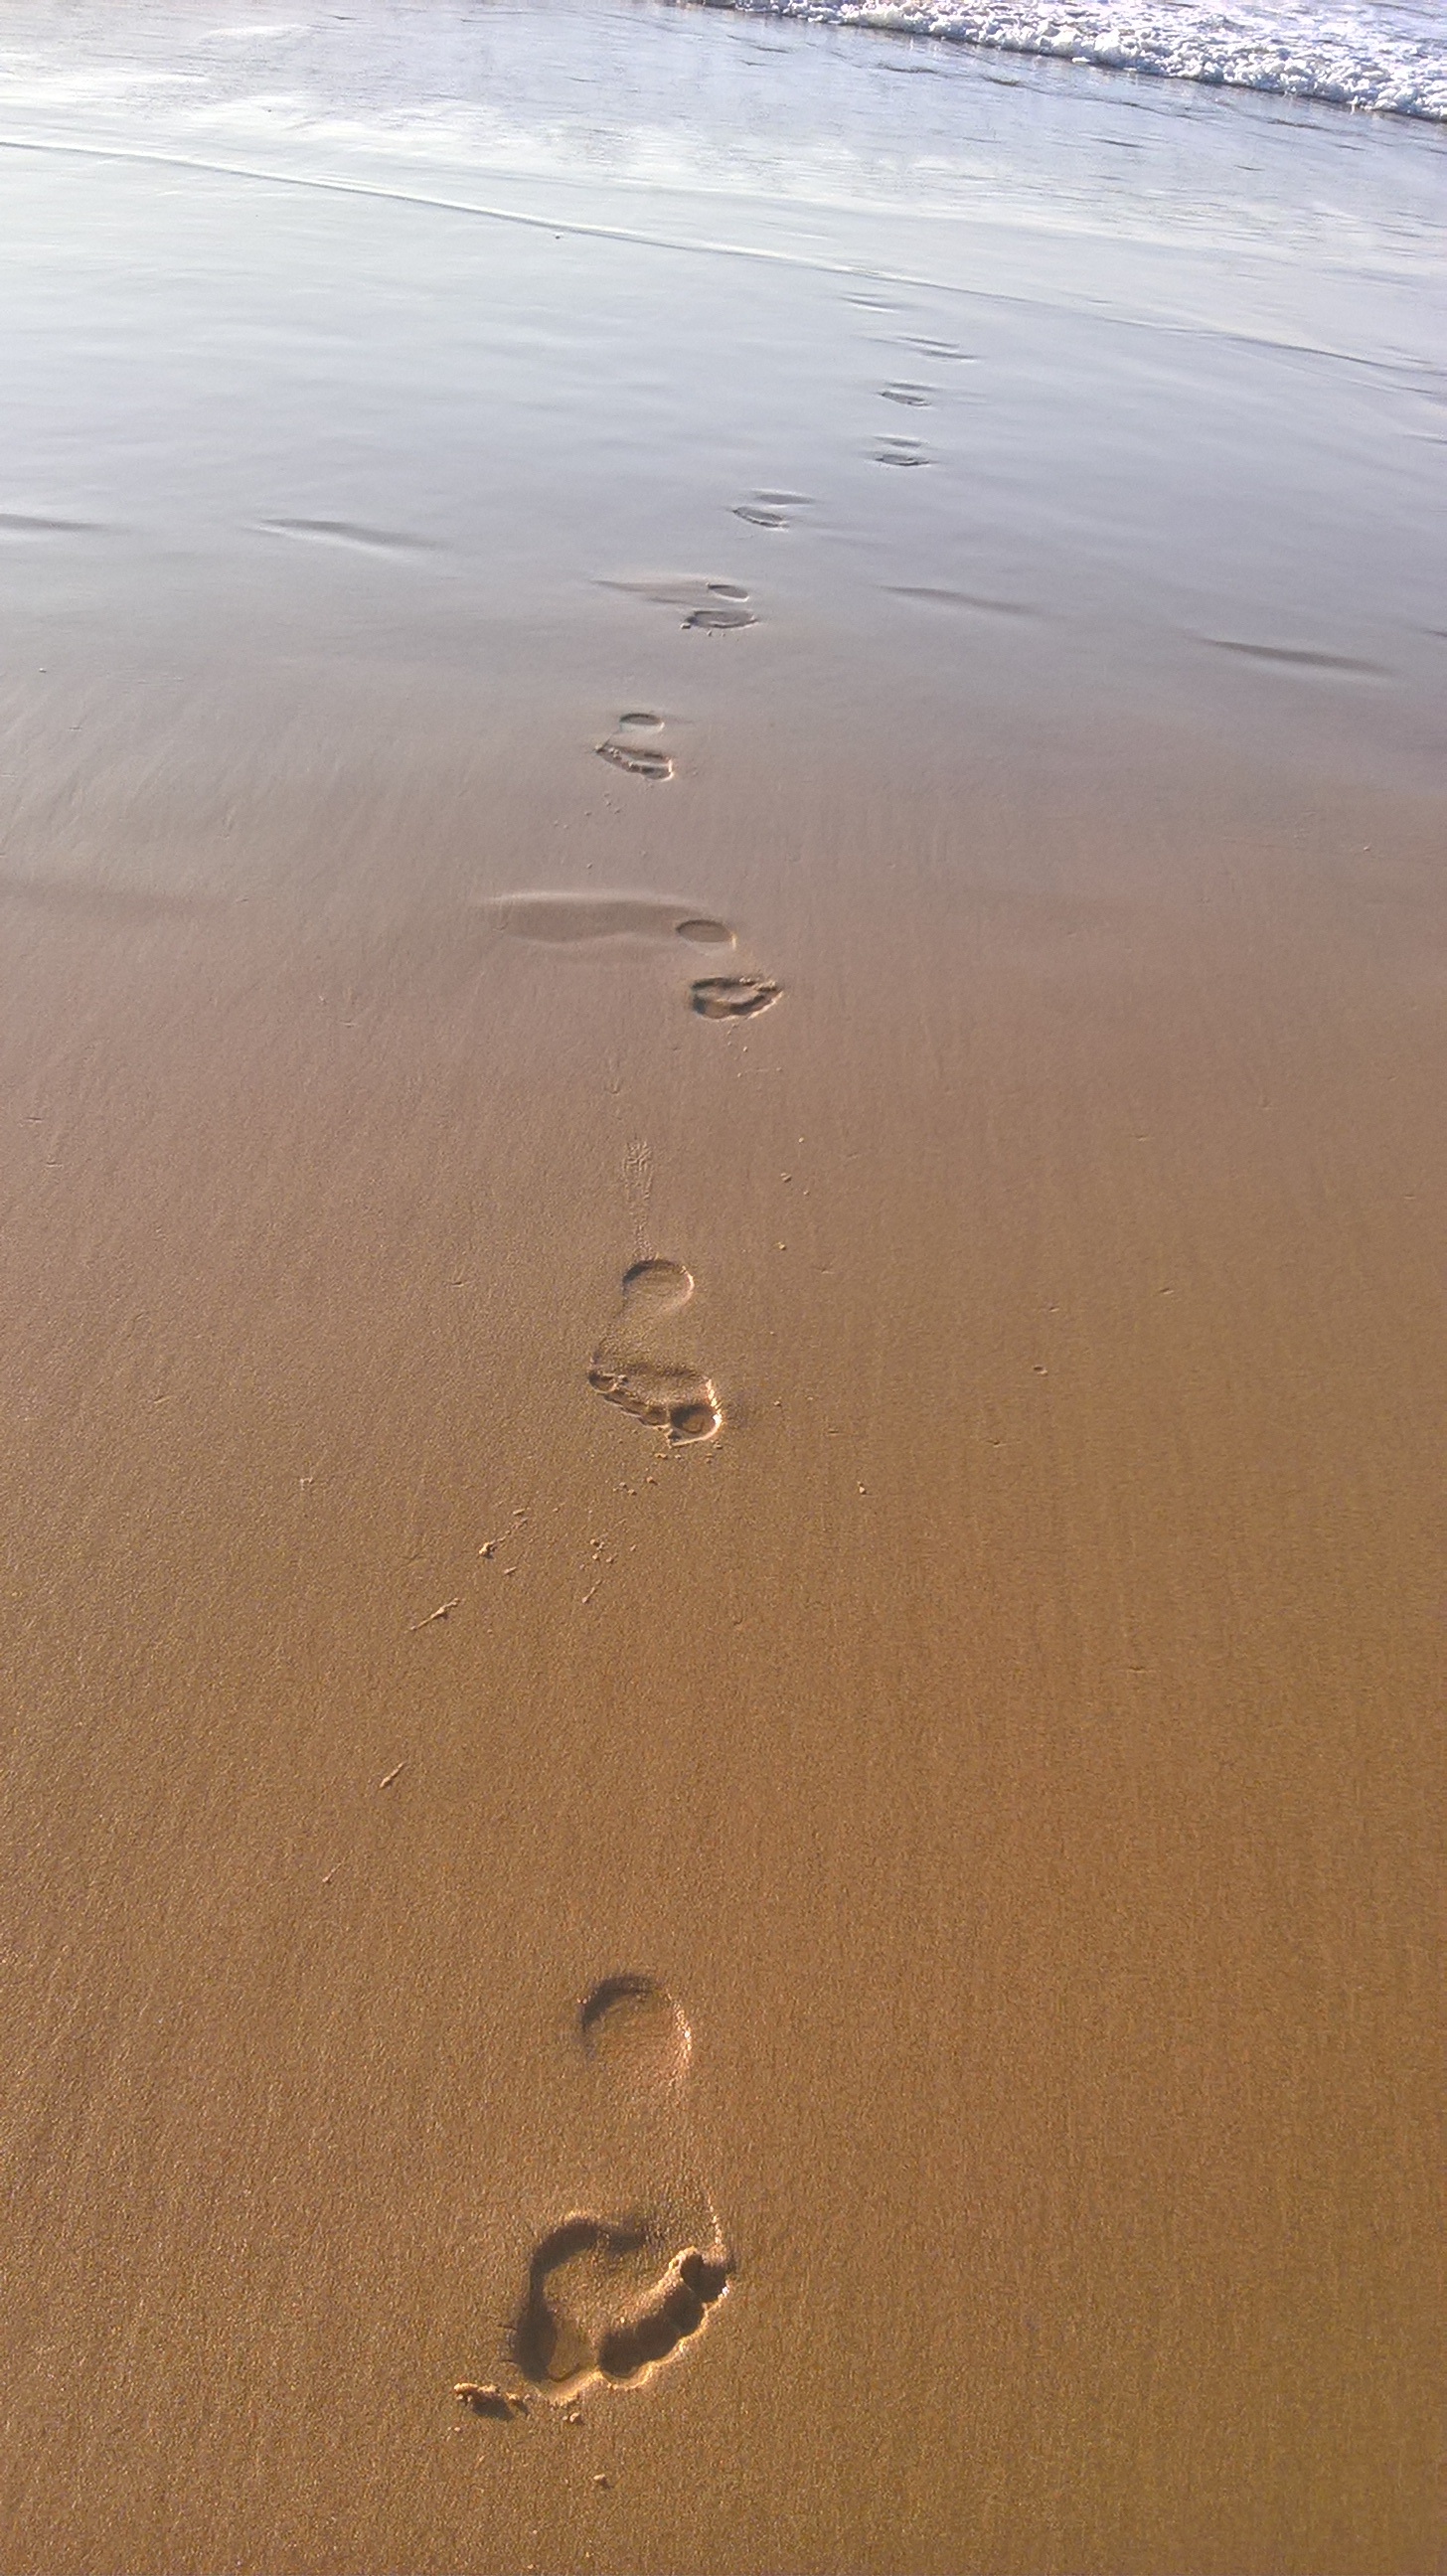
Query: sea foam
[[666, 0, 1447, 121]]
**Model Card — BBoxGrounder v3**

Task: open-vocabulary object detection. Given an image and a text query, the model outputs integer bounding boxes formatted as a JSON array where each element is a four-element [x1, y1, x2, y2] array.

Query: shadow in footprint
[[510, 1979, 732, 2399], [874, 437, 929, 468], [589, 1259, 721, 1446]]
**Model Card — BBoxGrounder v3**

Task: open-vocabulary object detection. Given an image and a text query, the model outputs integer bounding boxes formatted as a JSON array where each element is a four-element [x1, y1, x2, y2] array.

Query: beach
[[0, 5, 1442, 2569]]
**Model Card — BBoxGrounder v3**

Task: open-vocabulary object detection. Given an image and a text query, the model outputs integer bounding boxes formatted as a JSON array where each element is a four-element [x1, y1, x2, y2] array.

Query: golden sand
[[1, 7, 1441, 2569]]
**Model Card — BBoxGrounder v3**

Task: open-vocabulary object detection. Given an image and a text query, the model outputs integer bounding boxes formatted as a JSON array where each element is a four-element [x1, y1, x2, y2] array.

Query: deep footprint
[[509, 1979, 732, 2399], [514, 2223, 729, 2392], [596, 711, 674, 781], [589, 1257, 721, 1444], [599, 576, 756, 631], [690, 974, 781, 1021], [588, 1361, 722, 1444]]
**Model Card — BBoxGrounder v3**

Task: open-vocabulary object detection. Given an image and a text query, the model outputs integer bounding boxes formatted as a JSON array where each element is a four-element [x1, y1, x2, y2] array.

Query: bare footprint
[[690, 974, 781, 1021], [595, 711, 675, 781], [480, 893, 776, 1028], [732, 489, 813, 529], [600, 576, 756, 632], [510, 1980, 731, 2400], [482, 892, 733, 948], [589, 1258, 721, 1446]]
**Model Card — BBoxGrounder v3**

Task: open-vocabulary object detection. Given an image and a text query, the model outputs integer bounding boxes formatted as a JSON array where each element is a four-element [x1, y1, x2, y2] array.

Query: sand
[[1, 5, 1442, 2571]]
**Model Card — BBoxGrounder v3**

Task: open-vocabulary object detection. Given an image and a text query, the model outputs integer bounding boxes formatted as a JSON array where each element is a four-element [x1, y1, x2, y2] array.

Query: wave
[[667, 1, 1447, 122]]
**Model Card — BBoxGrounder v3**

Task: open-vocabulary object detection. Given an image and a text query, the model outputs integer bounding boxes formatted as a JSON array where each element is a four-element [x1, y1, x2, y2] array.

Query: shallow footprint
[[880, 382, 933, 407], [511, 1979, 731, 2399], [732, 489, 813, 530], [691, 973, 781, 1021], [589, 1259, 721, 1445], [483, 891, 733, 948], [874, 437, 929, 469]]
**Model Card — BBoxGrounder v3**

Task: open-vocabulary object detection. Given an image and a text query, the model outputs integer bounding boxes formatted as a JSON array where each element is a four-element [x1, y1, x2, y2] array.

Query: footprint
[[690, 974, 781, 1021], [595, 711, 675, 781], [588, 1259, 722, 1446], [731, 489, 813, 530], [480, 893, 776, 1029], [482, 892, 734, 948], [600, 576, 756, 632], [510, 1979, 732, 2399], [874, 438, 929, 469], [880, 383, 932, 407], [684, 599, 754, 633]]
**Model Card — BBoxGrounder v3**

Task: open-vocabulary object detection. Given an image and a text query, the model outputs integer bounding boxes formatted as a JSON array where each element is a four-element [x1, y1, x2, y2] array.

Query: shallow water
[[657, 0, 1447, 124], [2, 0, 1442, 820]]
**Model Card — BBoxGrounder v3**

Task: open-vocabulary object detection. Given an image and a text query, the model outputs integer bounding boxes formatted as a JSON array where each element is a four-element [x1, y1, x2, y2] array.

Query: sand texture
[[1, 5, 1443, 2571]]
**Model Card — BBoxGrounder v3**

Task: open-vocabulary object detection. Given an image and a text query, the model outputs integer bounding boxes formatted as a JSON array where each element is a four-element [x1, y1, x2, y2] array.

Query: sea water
[[2, 0, 1442, 790], [666, 0, 1447, 120]]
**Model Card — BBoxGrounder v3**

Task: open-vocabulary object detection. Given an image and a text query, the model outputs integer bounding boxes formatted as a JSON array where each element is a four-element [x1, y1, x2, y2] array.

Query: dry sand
[[1, 5, 1443, 2571]]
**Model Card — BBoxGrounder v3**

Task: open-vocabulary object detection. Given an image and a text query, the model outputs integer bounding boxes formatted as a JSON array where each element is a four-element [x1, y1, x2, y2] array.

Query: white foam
[[668, 0, 1447, 121]]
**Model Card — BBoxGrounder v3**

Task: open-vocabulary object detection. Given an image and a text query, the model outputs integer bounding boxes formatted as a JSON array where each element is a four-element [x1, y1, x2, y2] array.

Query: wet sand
[[1, 5, 1443, 2571]]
